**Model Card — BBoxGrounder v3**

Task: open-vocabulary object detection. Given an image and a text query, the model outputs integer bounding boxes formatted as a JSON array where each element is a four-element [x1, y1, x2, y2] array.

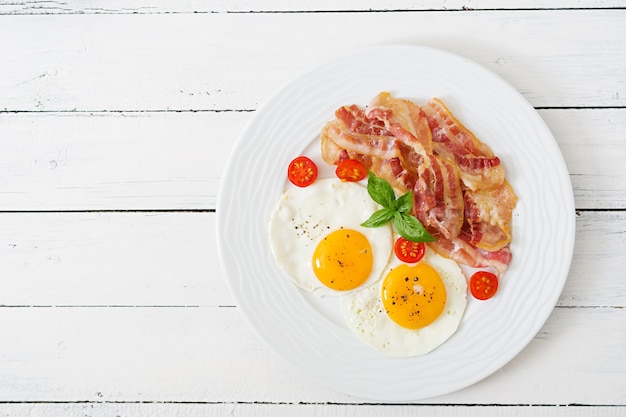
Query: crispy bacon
[[462, 181, 517, 251], [322, 93, 464, 239], [365, 93, 464, 239], [421, 98, 505, 191], [336, 105, 390, 136], [429, 236, 513, 274], [320, 92, 517, 273], [412, 154, 464, 240], [365, 92, 434, 154]]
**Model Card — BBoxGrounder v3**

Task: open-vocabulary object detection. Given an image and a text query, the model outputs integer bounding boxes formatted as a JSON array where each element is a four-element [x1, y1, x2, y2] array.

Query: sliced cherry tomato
[[287, 156, 318, 187], [335, 159, 367, 182], [394, 237, 426, 263], [469, 271, 499, 300]]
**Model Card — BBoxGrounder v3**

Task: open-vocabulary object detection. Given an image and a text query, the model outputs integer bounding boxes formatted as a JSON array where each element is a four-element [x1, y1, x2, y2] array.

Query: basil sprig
[[361, 171, 436, 243]]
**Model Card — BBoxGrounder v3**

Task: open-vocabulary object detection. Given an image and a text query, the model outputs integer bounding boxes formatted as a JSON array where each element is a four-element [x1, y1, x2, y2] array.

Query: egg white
[[341, 245, 468, 356], [268, 178, 393, 297]]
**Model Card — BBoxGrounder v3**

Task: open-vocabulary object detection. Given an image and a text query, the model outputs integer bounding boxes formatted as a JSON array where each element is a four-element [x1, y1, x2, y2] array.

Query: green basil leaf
[[394, 190, 414, 213], [392, 212, 436, 243], [362, 172, 436, 242], [361, 208, 395, 228], [366, 171, 396, 208]]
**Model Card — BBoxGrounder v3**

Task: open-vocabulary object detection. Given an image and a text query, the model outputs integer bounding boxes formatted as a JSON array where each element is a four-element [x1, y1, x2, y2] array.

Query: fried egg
[[268, 178, 393, 297], [341, 245, 467, 356]]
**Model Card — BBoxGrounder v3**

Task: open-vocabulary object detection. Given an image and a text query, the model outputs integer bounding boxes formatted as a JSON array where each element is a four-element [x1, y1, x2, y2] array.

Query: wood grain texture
[[0, 109, 624, 210], [1, 10, 625, 112], [0, 211, 622, 406], [0, 111, 231, 210], [0, 212, 221, 307], [0, 211, 623, 308], [0, 306, 624, 404], [0, 403, 624, 417], [0, 0, 624, 14]]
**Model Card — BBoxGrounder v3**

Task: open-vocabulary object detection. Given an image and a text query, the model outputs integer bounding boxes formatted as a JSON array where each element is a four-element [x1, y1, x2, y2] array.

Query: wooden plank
[[0, 212, 229, 307], [540, 109, 626, 210], [0, 109, 624, 211], [0, 0, 623, 14], [0, 403, 623, 417], [0, 10, 625, 111], [560, 211, 626, 307], [0, 111, 238, 210], [0, 211, 623, 308], [0, 305, 623, 404]]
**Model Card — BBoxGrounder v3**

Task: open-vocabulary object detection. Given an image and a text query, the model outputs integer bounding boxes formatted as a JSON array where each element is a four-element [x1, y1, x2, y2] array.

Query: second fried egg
[[341, 246, 467, 356]]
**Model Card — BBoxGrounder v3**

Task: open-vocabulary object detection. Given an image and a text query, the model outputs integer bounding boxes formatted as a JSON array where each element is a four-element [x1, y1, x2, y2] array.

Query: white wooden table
[[1, 1, 625, 416]]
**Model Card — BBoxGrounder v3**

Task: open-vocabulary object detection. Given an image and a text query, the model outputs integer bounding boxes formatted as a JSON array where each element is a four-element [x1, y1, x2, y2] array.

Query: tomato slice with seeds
[[469, 271, 499, 300], [394, 237, 426, 263], [287, 156, 318, 187], [335, 159, 367, 182]]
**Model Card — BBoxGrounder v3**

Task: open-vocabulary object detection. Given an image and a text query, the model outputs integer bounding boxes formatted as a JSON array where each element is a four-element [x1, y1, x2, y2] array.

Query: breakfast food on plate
[[321, 92, 517, 275], [268, 91, 517, 356], [341, 245, 467, 356], [268, 178, 393, 297]]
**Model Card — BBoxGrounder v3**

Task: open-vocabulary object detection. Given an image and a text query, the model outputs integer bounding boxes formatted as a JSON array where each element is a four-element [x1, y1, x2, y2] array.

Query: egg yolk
[[312, 229, 373, 291], [382, 263, 447, 329]]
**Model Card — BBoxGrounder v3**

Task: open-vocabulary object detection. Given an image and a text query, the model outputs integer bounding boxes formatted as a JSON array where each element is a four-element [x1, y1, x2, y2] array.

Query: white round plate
[[216, 44, 575, 401]]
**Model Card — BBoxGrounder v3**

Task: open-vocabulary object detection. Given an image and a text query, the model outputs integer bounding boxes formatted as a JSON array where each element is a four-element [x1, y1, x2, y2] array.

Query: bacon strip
[[320, 92, 517, 273], [429, 236, 513, 274], [421, 98, 505, 191], [462, 181, 517, 251], [419, 98, 517, 252], [322, 93, 464, 240], [365, 92, 434, 154]]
